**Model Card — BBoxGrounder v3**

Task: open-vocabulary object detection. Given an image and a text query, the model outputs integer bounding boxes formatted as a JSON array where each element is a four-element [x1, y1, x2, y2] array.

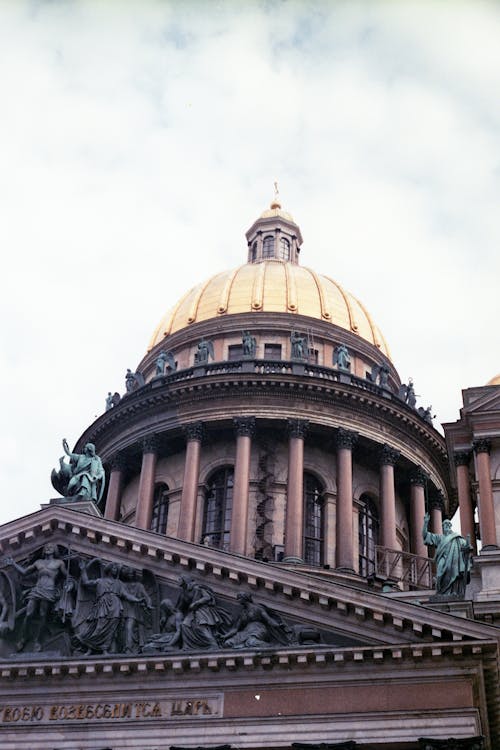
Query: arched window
[[358, 494, 379, 576], [262, 235, 275, 258], [278, 237, 290, 261], [303, 473, 324, 566], [251, 241, 258, 262], [202, 467, 234, 550], [150, 483, 169, 534]]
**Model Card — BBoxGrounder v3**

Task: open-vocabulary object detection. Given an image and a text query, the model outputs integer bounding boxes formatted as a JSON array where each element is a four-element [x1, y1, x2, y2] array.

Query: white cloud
[[0, 0, 499, 524]]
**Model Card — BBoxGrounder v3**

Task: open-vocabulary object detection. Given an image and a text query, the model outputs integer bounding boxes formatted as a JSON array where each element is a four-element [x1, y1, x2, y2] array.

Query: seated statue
[[51, 439, 105, 502], [222, 592, 294, 649]]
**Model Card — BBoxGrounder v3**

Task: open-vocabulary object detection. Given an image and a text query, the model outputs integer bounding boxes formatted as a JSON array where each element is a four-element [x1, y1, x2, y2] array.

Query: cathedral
[[0, 195, 498, 750]]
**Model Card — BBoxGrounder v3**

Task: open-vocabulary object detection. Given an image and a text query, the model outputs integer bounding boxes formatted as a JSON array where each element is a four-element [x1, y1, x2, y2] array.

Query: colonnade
[[104, 419, 443, 570], [454, 441, 497, 552]]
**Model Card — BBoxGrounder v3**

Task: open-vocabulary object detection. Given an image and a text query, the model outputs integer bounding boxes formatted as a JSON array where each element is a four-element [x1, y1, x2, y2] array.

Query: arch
[[358, 492, 379, 576], [303, 472, 325, 566], [278, 237, 290, 261], [151, 482, 169, 534], [262, 235, 275, 259], [202, 466, 234, 550]]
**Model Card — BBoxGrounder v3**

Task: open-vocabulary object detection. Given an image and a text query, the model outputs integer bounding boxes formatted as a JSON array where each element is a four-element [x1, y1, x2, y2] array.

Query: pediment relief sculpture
[[0, 545, 358, 659]]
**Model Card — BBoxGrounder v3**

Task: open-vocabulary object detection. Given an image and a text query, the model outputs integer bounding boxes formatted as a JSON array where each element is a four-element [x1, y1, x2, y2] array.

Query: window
[[228, 344, 243, 361], [251, 241, 258, 262], [262, 235, 275, 258], [358, 494, 379, 576], [264, 343, 282, 360], [202, 467, 234, 550], [278, 237, 290, 261], [303, 473, 324, 566], [150, 483, 169, 534]]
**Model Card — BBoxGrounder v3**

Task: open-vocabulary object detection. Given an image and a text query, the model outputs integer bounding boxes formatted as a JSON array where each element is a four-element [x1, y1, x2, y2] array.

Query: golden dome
[[259, 206, 295, 222], [486, 374, 500, 386], [148, 261, 391, 358]]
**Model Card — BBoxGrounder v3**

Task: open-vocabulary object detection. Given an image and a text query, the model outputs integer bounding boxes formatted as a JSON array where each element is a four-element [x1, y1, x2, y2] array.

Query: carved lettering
[[0, 697, 216, 723]]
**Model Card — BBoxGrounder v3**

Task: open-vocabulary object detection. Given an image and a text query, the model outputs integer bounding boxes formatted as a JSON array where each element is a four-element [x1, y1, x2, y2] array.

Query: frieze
[[0, 695, 222, 724], [0, 546, 322, 659]]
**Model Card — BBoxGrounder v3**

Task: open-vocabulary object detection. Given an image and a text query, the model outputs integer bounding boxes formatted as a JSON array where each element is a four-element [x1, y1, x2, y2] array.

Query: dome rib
[[148, 261, 390, 359]]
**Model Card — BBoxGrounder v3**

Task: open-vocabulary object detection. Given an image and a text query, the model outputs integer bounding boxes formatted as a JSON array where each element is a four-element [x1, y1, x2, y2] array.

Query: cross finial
[[270, 181, 281, 209]]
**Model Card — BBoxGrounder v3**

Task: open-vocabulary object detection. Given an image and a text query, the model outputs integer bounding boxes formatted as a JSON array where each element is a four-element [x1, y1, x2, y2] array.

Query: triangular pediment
[[463, 386, 500, 417], [0, 505, 498, 664]]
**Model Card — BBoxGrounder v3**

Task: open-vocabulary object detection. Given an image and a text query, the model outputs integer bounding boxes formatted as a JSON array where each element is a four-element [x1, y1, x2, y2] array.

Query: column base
[[282, 556, 304, 564], [336, 566, 355, 574]]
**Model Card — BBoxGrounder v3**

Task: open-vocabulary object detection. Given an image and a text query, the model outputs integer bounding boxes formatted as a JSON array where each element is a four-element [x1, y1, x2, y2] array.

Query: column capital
[[142, 435, 160, 454], [287, 418, 309, 439], [429, 491, 445, 512], [184, 421, 204, 442], [110, 453, 127, 472], [454, 450, 471, 466], [409, 466, 428, 486], [233, 416, 256, 438], [379, 444, 400, 466], [473, 438, 491, 455], [336, 428, 358, 450]]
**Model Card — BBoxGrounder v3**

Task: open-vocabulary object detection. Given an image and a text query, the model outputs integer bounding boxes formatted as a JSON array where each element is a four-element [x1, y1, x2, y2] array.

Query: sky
[[1, 0, 499, 526]]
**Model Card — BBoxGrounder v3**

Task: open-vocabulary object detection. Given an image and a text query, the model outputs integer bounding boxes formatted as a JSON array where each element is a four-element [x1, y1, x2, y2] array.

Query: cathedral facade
[[0, 197, 498, 750]]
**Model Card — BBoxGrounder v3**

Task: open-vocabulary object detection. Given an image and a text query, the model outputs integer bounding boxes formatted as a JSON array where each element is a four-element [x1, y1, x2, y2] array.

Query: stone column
[[379, 445, 400, 551], [230, 417, 256, 555], [430, 492, 444, 536], [284, 419, 309, 563], [177, 422, 203, 543], [104, 454, 125, 521], [409, 467, 427, 557], [473, 439, 497, 549], [335, 428, 358, 571], [135, 436, 160, 530], [454, 451, 477, 551]]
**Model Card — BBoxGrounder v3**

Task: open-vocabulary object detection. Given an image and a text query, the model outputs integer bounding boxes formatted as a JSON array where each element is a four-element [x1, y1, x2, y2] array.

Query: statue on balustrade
[[399, 378, 418, 408], [194, 338, 214, 365], [422, 513, 473, 600], [105, 391, 121, 411], [242, 330, 257, 357], [51, 439, 105, 503], [333, 344, 351, 371], [290, 331, 306, 360], [125, 368, 145, 393], [221, 592, 294, 649]]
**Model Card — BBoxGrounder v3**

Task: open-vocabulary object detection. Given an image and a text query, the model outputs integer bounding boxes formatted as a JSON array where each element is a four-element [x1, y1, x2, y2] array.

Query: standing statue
[[290, 331, 306, 360], [422, 513, 473, 599], [418, 405, 435, 425], [125, 368, 145, 393], [54, 439, 105, 502], [121, 568, 152, 653], [105, 392, 114, 411], [73, 560, 145, 656], [333, 344, 351, 370], [4, 544, 67, 652], [155, 351, 168, 377], [194, 338, 214, 365], [242, 331, 257, 357]]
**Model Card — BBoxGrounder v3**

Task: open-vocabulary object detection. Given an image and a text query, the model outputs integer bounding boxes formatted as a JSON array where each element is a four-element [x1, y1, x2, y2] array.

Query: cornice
[[0, 639, 496, 682], [0, 506, 497, 647]]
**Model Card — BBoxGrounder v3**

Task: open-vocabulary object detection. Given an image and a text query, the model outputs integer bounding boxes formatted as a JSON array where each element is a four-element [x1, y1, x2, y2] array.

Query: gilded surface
[[148, 261, 391, 358]]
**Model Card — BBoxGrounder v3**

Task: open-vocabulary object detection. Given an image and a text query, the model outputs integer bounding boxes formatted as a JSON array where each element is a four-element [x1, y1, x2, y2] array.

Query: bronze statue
[[176, 575, 231, 649], [52, 439, 105, 502], [73, 560, 145, 656], [155, 351, 168, 377], [4, 544, 67, 652], [333, 344, 351, 370], [121, 568, 152, 653], [423, 513, 473, 599], [222, 592, 293, 649], [290, 331, 306, 360], [194, 338, 214, 365], [242, 330, 257, 357], [142, 598, 183, 653]]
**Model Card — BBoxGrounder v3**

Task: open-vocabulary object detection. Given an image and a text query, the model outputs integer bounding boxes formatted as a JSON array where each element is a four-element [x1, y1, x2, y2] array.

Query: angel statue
[[51, 439, 105, 502], [194, 338, 214, 365], [333, 344, 351, 371]]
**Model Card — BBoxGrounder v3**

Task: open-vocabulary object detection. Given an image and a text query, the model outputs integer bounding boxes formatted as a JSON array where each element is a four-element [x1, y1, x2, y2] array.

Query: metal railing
[[375, 545, 434, 590]]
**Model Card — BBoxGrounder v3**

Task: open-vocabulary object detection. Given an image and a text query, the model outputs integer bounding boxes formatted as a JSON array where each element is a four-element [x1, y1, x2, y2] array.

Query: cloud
[[0, 0, 499, 524]]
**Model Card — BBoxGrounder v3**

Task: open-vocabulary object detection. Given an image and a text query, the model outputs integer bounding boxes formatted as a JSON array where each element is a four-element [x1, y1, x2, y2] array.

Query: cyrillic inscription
[[0, 698, 218, 723]]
